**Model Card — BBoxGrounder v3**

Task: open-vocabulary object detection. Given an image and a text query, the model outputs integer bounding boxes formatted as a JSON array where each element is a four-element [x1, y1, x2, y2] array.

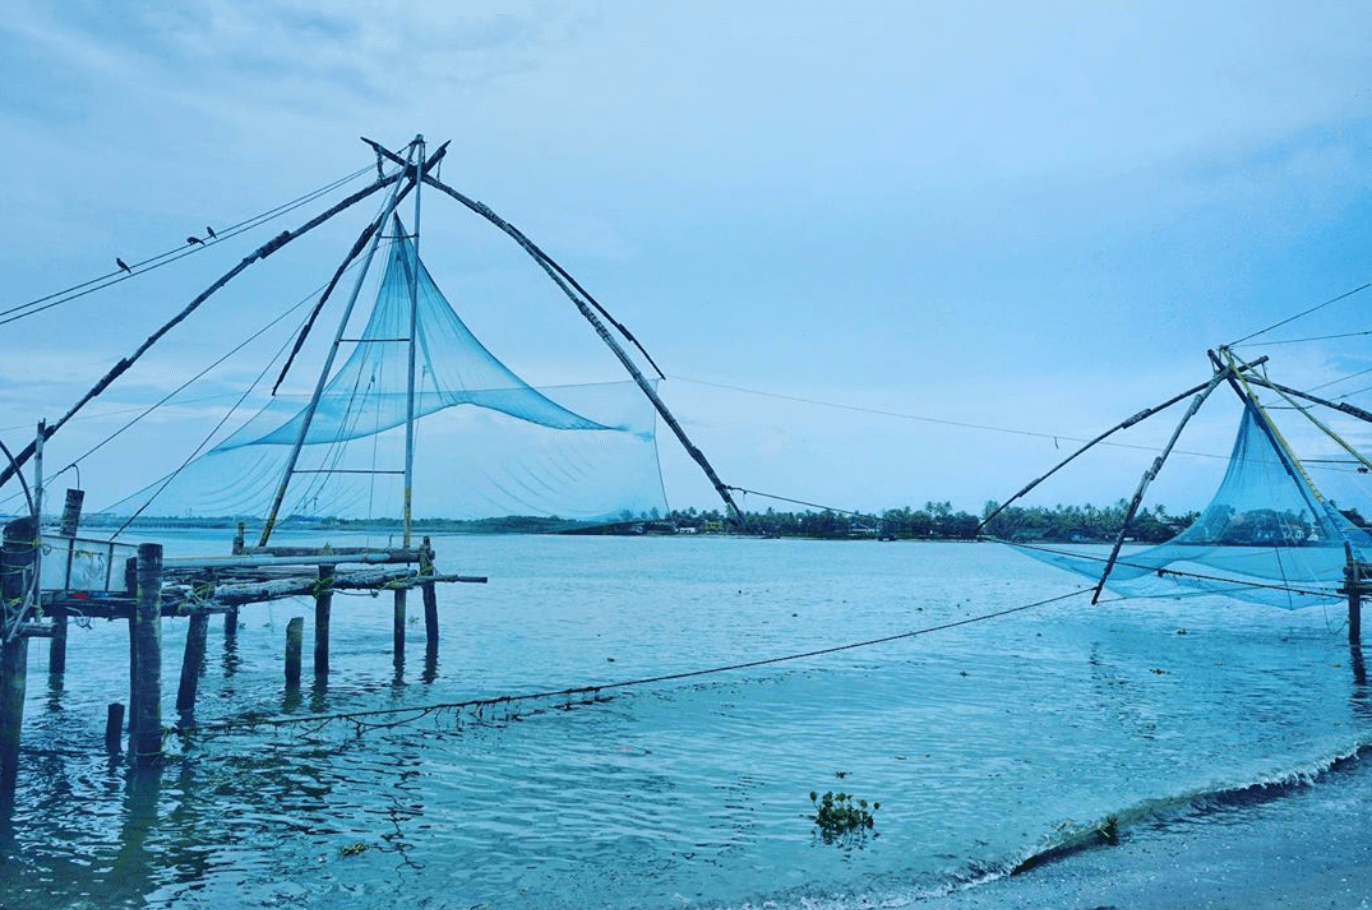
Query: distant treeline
[[679, 500, 1200, 542], [62, 501, 1362, 544]]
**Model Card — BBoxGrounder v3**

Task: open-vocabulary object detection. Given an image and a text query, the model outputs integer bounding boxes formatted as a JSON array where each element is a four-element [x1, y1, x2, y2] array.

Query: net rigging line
[[1226, 281, 1372, 347], [106, 271, 361, 538], [185, 587, 1093, 737], [669, 375, 1230, 462], [994, 538, 1344, 600], [1309, 365, 1372, 394], [48, 273, 345, 487], [0, 164, 376, 327], [1240, 327, 1372, 347]]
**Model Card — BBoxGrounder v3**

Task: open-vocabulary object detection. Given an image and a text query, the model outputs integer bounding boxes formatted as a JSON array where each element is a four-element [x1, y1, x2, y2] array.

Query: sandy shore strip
[[906, 764, 1372, 910]]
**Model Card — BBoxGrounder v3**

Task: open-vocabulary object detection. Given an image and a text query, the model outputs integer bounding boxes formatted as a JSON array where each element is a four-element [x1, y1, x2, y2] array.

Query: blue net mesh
[[102, 227, 668, 523], [1009, 401, 1372, 608]]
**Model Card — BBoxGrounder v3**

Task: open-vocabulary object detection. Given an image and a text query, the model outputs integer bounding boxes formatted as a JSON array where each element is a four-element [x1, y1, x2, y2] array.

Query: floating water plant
[[810, 790, 880, 842]]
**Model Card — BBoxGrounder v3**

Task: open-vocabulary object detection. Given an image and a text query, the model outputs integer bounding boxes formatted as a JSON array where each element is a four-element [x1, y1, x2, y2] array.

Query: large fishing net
[[101, 227, 668, 523], [1009, 401, 1372, 608]]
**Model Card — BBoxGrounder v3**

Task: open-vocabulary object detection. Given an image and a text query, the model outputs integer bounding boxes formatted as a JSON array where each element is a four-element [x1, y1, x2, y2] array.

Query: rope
[[725, 485, 876, 519], [669, 375, 1229, 462], [0, 165, 375, 327], [185, 587, 1092, 737], [1227, 282, 1372, 347], [53, 280, 332, 480], [108, 283, 335, 538], [1240, 327, 1372, 347], [996, 538, 1344, 600]]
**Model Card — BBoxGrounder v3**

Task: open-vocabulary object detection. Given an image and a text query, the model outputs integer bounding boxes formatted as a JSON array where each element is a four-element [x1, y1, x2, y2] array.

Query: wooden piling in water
[[2, 518, 38, 790], [420, 537, 439, 650], [285, 617, 303, 687], [47, 606, 67, 678], [130, 543, 163, 765], [125, 556, 139, 737], [1344, 546, 1367, 646], [224, 607, 238, 640], [393, 588, 406, 668], [1, 517, 37, 790], [1351, 573, 1363, 646], [47, 488, 84, 677], [176, 612, 210, 719], [105, 703, 125, 754], [314, 565, 333, 679]]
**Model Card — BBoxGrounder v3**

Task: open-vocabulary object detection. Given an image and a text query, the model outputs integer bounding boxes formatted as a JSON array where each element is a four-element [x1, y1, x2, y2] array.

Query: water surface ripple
[[1, 534, 1366, 908]]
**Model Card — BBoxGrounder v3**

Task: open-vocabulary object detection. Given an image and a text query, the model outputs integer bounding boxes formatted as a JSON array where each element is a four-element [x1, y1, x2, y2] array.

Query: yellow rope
[[1261, 380, 1372, 475], [1222, 349, 1328, 504]]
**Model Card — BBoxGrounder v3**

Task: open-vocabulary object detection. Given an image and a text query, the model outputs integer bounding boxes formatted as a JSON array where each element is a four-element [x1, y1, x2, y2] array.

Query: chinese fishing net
[[1006, 400, 1372, 608], [100, 225, 668, 524]]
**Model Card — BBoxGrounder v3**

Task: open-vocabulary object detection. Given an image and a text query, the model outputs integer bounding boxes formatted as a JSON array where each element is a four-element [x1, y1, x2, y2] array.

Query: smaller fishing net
[[100, 225, 668, 524], [1009, 401, 1372, 608]]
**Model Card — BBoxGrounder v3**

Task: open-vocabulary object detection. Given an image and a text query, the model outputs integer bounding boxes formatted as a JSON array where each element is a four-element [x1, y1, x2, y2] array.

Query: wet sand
[[914, 764, 1372, 910]]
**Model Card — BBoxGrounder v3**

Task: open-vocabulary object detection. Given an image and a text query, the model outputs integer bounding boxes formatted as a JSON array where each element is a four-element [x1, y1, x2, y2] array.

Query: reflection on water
[[0, 534, 1369, 909]]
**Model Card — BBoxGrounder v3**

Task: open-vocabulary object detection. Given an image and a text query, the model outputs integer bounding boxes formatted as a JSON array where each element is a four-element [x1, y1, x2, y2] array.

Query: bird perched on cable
[[205, 226, 218, 240], [187, 235, 204, 246], [116, 258, 132, 274]]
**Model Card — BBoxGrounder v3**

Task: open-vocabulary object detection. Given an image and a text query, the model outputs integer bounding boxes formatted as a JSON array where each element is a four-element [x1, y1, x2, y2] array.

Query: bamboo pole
[[259, 155, 417, 547], [1246, 376, 1372, 427], [0, 174, 404, 491], [1091, 372, 1225, 604], [977, 380, 1216, 535], [402, 138, 425, 550], [420, 173, 745, 525], [269, 140, 450, 396], [420, 537, 438, 651], [259, 139, 449, 547]]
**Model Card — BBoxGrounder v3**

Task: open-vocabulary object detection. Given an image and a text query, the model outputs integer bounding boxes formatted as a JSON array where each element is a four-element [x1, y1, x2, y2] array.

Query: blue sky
[[2, 0, 1372, 518]]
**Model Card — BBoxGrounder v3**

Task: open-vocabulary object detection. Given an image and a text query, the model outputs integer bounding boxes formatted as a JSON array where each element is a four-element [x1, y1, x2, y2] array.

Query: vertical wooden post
[[232, 522, 245, 555], [1346, 545, 1363, 646], [58, 489, 83, 537], [49, 489, 83, 677], [105, 702, 125, 754], [393, 588, 407, 669], [176, 612, 210, 720], [314, 565, 333, 679], [130, 543, 163, 765], [285, 617, 303, 687], [224, 606, 238, 640], [1351, 575, 1363, 646], [124, 557, 138, 732], [1, 517, 37, 791], [420, 537, 439, 651], [47, 606, 67, 678]]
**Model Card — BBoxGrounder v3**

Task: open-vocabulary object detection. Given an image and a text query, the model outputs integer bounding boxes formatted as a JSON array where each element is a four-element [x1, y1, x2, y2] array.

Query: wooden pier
[[0, 513, 484, 782]]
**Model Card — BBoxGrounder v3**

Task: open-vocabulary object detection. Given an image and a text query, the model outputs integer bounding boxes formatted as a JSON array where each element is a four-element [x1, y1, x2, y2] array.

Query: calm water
[[1, 533, 1367, 909]]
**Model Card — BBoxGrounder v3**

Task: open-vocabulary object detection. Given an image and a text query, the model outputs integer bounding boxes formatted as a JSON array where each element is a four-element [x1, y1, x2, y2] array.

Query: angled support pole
[[977, 381, 1211, 535], [1091, 369, 1227, 604], [420, 172, 744, 524], [0, 171, 408, 491], [1245, 376, 1372, 428]]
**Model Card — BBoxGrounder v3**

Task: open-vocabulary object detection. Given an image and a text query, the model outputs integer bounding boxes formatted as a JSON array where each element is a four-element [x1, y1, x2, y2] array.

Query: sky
[[2, 0, 1372, 520]]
